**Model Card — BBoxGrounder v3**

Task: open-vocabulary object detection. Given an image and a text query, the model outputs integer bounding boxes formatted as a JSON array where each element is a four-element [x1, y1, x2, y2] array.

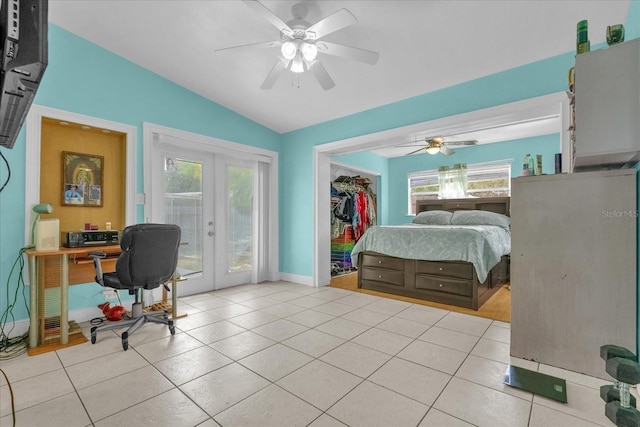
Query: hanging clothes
[[330, 176, 377, 275]]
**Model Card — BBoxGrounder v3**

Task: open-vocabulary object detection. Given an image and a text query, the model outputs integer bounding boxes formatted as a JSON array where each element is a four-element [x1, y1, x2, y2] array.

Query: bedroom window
[[408, 160, 511, 214]]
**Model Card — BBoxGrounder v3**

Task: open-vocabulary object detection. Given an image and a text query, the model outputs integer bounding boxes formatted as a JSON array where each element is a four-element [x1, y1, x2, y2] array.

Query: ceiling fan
[[215, 0, 379, 90], [405, 137, 478, 156]]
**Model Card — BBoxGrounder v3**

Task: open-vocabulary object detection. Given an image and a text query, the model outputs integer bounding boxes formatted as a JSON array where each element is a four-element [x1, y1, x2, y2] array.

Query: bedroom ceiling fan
[[404, 137, 479, 156], [215, 0, 379, 90]]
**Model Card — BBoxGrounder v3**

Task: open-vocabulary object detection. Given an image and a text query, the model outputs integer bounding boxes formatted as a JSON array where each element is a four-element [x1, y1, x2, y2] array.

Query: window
[[408, 160, 511, 214]]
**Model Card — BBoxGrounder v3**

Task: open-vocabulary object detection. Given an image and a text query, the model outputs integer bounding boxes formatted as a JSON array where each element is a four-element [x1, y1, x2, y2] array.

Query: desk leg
[[60, 254, 69, 345], [29, 256, 38, 349], [171, 281, 177, 319]]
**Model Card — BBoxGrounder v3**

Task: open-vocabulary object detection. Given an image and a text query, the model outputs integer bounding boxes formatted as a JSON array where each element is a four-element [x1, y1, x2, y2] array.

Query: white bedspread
[[350, 224, 511, 283]]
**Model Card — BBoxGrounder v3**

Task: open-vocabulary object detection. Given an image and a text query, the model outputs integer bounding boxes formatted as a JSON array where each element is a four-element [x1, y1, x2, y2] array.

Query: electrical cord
[[90, 317, 105, 326], [0, 368, 16, 426], [0, 149, 10, 193], [0, 248, 30, 358], [0, 248, 25, 427]]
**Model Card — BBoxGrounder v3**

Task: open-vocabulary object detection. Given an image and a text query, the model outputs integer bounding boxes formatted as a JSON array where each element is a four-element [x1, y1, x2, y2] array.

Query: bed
[[352, 197, 510, 310]]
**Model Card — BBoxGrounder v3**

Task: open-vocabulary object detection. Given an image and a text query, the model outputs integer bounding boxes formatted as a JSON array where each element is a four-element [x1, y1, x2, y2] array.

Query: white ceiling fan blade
[[260, 58, 288, 89], [242, 0, 292, 34], [406, 147, 426, 155], [308, 61, 335, 90], [444, 139, 478, 146], [215, 40, 281, 55], [441, 146, 454, 156], [318, 41, 379, 65], [306, 8, 357, 40]]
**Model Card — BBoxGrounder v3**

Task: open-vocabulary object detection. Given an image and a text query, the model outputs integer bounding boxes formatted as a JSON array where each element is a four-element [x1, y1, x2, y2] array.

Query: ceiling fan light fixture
[[281, 41, 297, 60], [426, 146, 441, 155], [290, 54, 305, 73], [302, 42, 318, 61]]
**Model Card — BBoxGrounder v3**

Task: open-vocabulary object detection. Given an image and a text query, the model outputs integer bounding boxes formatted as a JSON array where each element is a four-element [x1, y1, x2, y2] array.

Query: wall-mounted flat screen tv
[[0, 0, 47, 149]]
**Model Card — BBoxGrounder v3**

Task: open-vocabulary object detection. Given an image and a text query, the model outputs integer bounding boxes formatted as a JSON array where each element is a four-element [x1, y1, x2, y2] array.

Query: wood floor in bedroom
[[329, 272, 511, 323]]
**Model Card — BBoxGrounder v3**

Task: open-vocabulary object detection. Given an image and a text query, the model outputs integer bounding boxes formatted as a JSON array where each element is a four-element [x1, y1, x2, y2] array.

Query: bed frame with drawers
[[356, 197, 510, 310]]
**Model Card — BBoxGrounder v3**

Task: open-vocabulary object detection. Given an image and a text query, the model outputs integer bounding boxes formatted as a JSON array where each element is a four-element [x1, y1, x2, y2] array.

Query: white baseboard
[[278, 272, 318, 287], [267, 271, 281, 282], [1, 319, 29, 339]]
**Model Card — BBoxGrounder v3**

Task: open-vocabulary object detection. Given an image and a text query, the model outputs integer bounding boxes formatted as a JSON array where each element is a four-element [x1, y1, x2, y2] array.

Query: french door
[[149, 142, 260, 295], [150, 143, 215, 295], [214, 156, 256, 289]]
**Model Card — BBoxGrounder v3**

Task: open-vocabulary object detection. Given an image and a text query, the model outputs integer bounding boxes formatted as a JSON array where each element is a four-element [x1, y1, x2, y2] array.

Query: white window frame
[[408, 159, 512, 215]]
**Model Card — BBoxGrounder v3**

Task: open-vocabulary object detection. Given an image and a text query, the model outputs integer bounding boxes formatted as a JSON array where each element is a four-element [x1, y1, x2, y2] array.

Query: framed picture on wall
[[62, 151, 103, 207]]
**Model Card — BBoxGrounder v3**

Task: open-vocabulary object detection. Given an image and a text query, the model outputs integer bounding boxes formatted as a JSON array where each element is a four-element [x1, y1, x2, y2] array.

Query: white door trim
[[25, 105, 137, 246]]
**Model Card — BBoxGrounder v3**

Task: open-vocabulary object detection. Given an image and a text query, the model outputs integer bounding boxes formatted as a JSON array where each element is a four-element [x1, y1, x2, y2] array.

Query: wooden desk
[[26, 245, 121, 354]]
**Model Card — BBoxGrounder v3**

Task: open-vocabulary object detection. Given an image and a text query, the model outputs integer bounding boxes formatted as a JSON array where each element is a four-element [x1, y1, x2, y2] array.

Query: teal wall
[[385, 134, 560, 225], [0, 25, 280, 321], [280, 0, 640, 277], [279, 50, 574, 276], [628, 0, 640, 40], [0, 1, 638, 328]]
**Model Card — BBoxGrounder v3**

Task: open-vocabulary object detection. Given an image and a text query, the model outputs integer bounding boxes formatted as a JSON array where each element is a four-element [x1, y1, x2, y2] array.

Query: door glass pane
[[227, 166, 252, 272], [164, 156, 203, 277]]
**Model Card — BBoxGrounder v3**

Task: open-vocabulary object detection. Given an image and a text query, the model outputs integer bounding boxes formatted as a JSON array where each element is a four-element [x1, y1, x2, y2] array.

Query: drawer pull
[[378, 260, 382, 264], [378, 274, 383, 279], [439, 267, 443, 271], [439, 283, 443, 287]]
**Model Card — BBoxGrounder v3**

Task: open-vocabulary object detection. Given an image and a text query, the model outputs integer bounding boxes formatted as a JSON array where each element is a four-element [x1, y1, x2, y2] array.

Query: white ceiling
[[48, 0, 630, 157]]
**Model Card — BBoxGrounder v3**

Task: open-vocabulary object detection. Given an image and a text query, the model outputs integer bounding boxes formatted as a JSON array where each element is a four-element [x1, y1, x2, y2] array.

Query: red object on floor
[[98, 302, 127, 321]]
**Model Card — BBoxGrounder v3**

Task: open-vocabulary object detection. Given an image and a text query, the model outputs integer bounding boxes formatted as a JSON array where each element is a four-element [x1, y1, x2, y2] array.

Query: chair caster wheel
[[121, 331, 128, 351], [91, 334, 96, 344], [169, 325, 175, 335]]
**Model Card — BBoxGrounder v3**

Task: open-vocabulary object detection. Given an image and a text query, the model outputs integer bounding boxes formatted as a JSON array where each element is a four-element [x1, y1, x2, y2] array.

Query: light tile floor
[[0, 281, 617, 426]]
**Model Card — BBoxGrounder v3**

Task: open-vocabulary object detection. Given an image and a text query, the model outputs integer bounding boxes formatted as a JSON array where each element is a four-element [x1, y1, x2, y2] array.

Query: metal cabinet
[[574, 39, 640, 169], [510, 170, 636, 379]]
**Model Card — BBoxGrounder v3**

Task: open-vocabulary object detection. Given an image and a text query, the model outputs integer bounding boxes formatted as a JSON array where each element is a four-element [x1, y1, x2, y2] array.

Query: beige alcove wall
[[38, 117, 126, 235]]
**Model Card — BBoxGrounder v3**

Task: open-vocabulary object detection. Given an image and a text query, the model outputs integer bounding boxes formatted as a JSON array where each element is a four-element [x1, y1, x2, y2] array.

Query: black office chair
[[89, 223, 181, 350]]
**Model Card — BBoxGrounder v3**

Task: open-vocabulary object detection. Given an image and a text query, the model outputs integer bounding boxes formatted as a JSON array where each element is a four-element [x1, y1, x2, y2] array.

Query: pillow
[[450, 210, 511, 230], [412, 210, 453, 225]]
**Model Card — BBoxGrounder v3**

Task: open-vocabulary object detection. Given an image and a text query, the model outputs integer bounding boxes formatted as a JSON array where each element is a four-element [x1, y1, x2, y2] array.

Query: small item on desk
[[577, 20, 590, 54], [536, 155, 543, 175], [528, 156, 536, 175], [90, 225, 98, 230], [522, 154, 532, 176], [105, 222, 111, 230], [606, 24, 625, 45], [555, 153, 562, 174], [85, 222, 91, 230]]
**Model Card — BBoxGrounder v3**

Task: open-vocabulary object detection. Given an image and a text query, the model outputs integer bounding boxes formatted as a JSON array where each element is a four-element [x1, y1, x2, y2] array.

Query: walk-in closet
[[330, 163, 378, 277]]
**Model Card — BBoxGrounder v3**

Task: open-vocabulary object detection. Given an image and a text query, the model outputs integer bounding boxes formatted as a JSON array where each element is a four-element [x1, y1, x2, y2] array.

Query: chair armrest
[[88, 251, 107, 259], [88, 252, 108, 285]]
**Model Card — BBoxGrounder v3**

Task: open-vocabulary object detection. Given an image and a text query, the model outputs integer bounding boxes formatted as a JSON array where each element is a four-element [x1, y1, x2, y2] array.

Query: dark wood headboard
[[416, 197, 510, 216]]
